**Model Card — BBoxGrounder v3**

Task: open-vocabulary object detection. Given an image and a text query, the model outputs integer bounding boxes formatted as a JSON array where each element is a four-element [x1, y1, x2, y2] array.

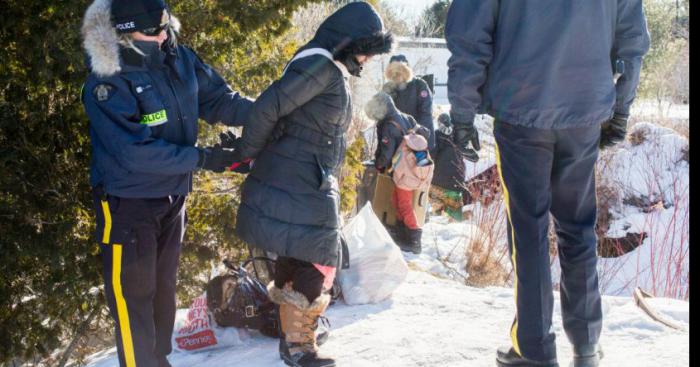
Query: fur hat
[[82, 0, 181, 77]]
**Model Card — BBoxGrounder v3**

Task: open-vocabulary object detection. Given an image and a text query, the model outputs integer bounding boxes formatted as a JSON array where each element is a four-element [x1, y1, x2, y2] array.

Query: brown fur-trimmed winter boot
[[269, 283, 336, 367]]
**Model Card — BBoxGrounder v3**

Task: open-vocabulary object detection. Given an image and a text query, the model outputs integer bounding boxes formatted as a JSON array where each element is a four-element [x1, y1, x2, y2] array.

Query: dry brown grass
[[628, 128, 648, 146], [465, 237, 508, 287]]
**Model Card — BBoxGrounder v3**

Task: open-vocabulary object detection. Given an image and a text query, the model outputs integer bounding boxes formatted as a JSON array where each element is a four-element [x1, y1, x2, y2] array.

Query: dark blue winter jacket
[[82, 38, 252, 198], [445, 0, 650, 129]]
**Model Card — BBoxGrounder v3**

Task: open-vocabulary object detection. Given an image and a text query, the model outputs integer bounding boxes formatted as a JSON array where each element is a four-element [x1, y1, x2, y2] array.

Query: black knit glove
[[198, 145, 236, 173], [600, 113, 628, 149]]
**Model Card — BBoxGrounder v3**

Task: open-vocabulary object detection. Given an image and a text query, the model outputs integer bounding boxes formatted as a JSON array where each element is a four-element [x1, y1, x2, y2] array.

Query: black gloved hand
[[219, 131, 239, 150], [453, 122, 480, 162], [198, 145, 236, 173], [600, 113, 628, 149]]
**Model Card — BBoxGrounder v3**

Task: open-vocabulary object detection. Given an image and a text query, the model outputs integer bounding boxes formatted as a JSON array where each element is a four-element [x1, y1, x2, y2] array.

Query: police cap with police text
[[111, 0, 167, 34]]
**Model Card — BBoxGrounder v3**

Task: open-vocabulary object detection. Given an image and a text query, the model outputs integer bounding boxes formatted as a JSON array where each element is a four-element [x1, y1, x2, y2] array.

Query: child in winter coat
[[365, 92, 432, 254], [429, 113, 467, 221]]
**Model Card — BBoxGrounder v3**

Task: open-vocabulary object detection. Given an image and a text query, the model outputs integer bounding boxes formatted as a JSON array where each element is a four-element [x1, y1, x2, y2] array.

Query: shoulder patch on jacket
[[420, 90, 429, 98], [93, 83, 115, 102]]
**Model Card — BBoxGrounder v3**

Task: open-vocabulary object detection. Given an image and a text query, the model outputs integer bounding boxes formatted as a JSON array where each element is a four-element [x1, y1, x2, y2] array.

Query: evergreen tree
[[416, 0, 450, 38], [0, 0, 320, 364]]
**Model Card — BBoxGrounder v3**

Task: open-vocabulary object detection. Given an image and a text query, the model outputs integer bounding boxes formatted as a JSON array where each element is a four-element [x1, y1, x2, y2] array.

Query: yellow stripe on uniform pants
[[101, 200, 112, 244], [495, 140, 522, 357], [113, 244, 137, 367]]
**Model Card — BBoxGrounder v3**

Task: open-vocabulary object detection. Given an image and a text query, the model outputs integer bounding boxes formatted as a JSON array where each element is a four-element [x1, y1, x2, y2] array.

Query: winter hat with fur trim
[[111, 0, 167, 33]]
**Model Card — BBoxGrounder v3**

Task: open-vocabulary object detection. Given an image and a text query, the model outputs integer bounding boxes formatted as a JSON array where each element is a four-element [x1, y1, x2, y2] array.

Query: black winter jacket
[[430, 130, 466, 191], [236, 2, 392, 266]]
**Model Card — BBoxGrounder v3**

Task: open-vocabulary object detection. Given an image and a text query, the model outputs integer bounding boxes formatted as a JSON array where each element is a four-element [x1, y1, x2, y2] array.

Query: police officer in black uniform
[[81, 0, 252, 365], [446, 1, 649, 366]]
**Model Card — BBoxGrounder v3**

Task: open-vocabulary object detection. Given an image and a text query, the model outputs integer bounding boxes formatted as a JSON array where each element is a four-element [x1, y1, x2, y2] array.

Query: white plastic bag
[[171, 293, 247, 352], [339, 203, 408, 305]]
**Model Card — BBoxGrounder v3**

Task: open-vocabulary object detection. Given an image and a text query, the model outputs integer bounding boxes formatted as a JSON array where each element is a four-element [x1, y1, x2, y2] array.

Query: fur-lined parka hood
[[365, 92, 400, 122], [301, 2, 394, 61], [81, 0, 180, 77], [384, 61, 414, 88]]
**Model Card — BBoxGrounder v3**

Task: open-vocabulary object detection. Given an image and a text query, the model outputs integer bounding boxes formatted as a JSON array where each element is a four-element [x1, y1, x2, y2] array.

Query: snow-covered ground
[[85, 216, 689, 367], [85, 103, 689, 366], [593, 121, 689, 299], [435, 103, 689, 299]]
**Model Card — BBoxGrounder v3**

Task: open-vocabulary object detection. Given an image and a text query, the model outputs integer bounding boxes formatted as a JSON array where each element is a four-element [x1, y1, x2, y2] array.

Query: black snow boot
[[496, 346, 559, 367], [399, 227, 422, 254], [386, 221, 407, 245], [572, 344, 603, 367]]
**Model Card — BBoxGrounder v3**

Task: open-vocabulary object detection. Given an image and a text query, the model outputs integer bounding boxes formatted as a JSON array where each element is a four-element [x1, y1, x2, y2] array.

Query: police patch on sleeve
[[420, 90, 429, 98], [93, 83, 115, 102]]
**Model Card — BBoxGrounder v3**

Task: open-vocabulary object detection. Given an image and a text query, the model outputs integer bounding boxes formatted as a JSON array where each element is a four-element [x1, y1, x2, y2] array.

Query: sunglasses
[[141, 11, 171, 36], [141, 22, 169, 36]]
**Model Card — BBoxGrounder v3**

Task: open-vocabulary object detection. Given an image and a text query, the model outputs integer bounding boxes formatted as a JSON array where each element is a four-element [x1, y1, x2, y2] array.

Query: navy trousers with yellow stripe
[[494, 120, 603, 362], [93, 188, 185, 367]]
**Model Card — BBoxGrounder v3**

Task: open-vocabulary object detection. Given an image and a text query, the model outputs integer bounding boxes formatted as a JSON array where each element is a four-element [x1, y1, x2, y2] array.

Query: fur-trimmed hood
[[301, 2, 394, 60], [81, 0, 180, 77], [384, 60, 414, 87], [365, 92, 399, 121]]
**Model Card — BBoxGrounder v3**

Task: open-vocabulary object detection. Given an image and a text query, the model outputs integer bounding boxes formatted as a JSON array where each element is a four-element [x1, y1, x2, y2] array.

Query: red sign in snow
[[175, 329, 218, 351]]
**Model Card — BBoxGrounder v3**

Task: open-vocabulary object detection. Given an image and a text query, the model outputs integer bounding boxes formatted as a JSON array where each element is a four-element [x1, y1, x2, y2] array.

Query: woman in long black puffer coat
[[231, 2, 393, 366]]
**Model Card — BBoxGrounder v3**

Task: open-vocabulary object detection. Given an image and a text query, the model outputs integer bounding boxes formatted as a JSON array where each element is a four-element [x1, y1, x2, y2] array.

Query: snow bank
[[595, 122, 689, 298], [86, 270, 689, 367]]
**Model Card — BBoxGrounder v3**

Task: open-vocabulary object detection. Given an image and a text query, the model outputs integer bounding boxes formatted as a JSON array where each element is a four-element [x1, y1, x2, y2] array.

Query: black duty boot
[[398, 227, 422, 254], [496, 346, 559, 367], [572, 344, 603, 367]]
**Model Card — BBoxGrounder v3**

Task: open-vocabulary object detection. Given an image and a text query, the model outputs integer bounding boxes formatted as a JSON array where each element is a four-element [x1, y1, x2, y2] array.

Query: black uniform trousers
[[493, 120, 603, 362], [93, 187, 185, 367]]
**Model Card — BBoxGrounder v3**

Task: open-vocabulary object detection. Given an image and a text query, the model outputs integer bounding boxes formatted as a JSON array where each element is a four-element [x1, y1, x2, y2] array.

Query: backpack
[[387, 121, 435, 191]]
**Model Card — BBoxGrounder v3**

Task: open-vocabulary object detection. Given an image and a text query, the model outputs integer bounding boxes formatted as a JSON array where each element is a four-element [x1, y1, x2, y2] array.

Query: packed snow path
[[86, 268, 688, 367]]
